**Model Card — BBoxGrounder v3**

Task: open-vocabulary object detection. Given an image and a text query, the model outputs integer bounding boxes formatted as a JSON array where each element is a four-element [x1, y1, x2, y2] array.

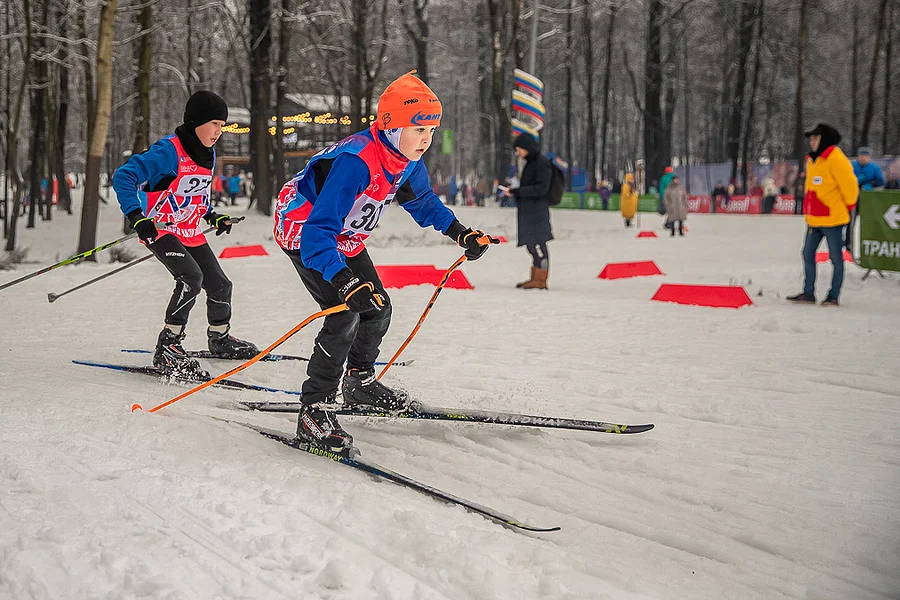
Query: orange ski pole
[[377, 233, 498, 381], [140, 304, 348, 414]]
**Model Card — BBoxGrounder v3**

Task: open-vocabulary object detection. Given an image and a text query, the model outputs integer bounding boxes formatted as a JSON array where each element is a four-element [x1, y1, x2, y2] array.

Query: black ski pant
[[284, 248, 392, 405], [148, 234, 233, 328], [526, 242, 549, 270]]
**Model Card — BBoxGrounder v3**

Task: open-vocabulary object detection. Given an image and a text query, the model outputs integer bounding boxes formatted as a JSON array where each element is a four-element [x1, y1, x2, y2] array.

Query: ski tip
[[509, 522, 561, 533]]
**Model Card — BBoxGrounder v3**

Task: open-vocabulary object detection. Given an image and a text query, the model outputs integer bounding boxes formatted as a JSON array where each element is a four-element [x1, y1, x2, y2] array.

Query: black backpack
[[546, 154, 567, 206]]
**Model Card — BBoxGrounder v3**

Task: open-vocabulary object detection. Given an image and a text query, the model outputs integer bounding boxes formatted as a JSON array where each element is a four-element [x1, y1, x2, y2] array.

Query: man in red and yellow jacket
[[787, 123, 859, 306]]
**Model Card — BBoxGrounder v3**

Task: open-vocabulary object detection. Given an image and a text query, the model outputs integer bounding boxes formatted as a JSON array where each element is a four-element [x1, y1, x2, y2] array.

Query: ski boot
[[207, 325, 259, 359], [153, 326, 210, 380], [341, 367, 409, 413], [297, 400, 355, 457]]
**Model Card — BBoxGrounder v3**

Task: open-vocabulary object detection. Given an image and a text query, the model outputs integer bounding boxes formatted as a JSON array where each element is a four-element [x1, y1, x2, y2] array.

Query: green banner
[[441, 129, 453, 155], [555, 193, 661, 211], [859, 190, 900, 272]]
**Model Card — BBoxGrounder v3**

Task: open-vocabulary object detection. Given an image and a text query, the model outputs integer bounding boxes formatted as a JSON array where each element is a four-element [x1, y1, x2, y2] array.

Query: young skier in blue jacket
[[113, 91, 258, 377], [274, 72, 497, 454]]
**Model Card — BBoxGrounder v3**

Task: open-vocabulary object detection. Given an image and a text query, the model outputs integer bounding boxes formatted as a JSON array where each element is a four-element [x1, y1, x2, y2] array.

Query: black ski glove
[[204, 212, 232, 236], [127, 209, 158, 243], [444, 219, 500, 261], [331, 268, 386, 313]]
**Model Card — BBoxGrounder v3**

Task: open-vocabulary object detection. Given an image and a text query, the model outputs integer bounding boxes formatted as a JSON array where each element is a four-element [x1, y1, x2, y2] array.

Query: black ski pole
[[46, 217, 243, 303], [0, 231, 139, 292], [0, 197, 173, 293], [47, 252, 154, 303]]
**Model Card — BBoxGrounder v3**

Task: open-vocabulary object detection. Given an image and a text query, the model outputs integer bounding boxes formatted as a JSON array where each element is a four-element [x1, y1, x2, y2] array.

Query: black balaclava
[[807, 123, 841, 161], [513, 133, 541, 160], [175, 91, 228, 169]]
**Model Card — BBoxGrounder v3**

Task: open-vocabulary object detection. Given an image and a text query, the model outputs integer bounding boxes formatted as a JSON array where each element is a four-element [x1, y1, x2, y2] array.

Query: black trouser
[[668, 220, 684, 235], [148, 234, 233, 328], [526, 242, 549, 270], [284, 248, 392, 404]]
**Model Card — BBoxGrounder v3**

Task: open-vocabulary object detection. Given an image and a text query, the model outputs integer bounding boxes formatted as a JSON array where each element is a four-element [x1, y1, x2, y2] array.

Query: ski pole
[[140, 303, 348, 414], [377, 234, 499, 381], [48, 253, 154, 303], [0, 196, 173, 293], [0, 232, 139, 292], [47, 217, 244, 303]]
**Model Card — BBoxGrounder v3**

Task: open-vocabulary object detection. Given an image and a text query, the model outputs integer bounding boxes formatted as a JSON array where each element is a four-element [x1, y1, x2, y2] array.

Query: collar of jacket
[[369, 124, 409, 175], [808, 145, 836, 163]]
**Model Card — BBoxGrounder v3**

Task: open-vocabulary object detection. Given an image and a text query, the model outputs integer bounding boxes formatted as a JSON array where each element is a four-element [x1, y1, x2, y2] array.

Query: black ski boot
[[207, 325, 259, 359], [342, 367, 409, 412], [153, 327, 209, 379], [297, 401, 354, 457]]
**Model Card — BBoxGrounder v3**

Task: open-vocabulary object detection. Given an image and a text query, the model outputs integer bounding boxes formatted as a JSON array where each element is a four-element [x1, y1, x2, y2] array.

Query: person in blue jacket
[[226, 171, 242, 205], [846, 147, 885, 249], [113, 91, 258, 378], [273, 71, 498, 455]]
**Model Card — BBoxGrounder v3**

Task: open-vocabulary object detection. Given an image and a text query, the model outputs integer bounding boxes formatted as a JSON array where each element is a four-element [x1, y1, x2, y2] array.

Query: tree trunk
[[582, 0, 597, 189], [400, 0, 429, 84], [883, 1, 893, 153], [132, 0, 152, 156], [76, 0, 118, 257], [598, 2, 616, 182], [793, 0, 809, 167], [740, 0, 764, 192], [349, 0, 365, 128], [486, 0, 519, 182], [2, 0, 10, 235], [728, 0, 754, 184], [78, 7, 95, 153], [274, 0, 291, 186], [477, 3, 492, 178], [5, 0, 32, 250], [27, 0, 49, 229], [860, 0, 890, 146], [55, 0, 72, 215], [186, 0, 194, 95], [643, 0, 664, 183], [851, 5, 858, 150], [249, 0, 273, 215], [564, 0, 573, 187]]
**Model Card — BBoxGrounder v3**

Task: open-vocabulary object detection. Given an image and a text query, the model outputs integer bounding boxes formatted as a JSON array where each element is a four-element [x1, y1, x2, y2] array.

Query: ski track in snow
[[1, 191, 899, 599]]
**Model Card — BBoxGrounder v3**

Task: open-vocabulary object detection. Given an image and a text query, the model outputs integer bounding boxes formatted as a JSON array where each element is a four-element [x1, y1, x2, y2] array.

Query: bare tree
[[131, 0, 152, 156], [399, 0, 429, 84], [76, 0, 118, 256], [485, 0, 520, 181], [793, 0, 808, 166], [598, 1, 616, 182], [27, 0, 49, 229], [5, 0, 32, 251], [859, 0, 889, 146], [249, 0, 273, 215]]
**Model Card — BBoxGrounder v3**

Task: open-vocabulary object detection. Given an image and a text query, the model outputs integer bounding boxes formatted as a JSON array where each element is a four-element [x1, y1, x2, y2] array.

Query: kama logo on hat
[[410, 111, 440, 125]]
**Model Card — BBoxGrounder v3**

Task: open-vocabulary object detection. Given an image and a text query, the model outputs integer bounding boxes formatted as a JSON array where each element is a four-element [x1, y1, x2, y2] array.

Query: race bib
[[175, 175, 212, 197]]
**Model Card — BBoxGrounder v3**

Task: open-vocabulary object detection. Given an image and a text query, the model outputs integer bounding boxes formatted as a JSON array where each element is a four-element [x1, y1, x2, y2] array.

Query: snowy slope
[[1, 191, 899, 600]]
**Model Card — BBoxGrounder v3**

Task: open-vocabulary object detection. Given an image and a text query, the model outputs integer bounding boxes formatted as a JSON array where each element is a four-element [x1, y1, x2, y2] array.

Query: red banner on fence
[[687, 195, 797, 215]]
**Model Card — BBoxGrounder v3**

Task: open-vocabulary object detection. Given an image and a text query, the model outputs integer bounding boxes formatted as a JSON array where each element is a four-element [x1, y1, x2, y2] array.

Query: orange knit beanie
[[376, 71, 442, 130]]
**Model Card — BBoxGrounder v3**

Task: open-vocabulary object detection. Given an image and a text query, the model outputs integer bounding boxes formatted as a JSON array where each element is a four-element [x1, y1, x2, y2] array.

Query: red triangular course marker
[[598, 260, 665, 280], [815, 250, 853, 263], [651, 283, 753, 309], [636, 230, 658, 238], [218, 244, 269, 259], [494, 235, 509, 243], [375, 265, 474, 289]]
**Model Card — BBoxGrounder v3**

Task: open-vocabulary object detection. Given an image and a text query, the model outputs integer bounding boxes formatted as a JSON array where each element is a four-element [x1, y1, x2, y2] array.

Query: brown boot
[[516, 266, 537, 288], [521, 268, 548, 289]]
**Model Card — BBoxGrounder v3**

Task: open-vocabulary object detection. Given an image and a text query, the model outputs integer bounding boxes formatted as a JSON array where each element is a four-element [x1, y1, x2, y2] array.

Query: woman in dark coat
[[508, 133, 554, 289]]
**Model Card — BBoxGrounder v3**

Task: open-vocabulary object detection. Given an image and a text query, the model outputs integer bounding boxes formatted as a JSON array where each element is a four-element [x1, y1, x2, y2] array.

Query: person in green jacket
[[657, 166, 675, 218]]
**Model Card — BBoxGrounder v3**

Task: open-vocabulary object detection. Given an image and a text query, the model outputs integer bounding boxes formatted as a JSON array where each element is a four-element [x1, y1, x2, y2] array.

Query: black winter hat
[[513, 132, 540, 157], [183, 90, 228, 128]]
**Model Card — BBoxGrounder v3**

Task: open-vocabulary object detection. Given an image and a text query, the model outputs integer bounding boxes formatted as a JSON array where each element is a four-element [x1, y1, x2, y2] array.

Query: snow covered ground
[[1, 190, 899, 600]]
